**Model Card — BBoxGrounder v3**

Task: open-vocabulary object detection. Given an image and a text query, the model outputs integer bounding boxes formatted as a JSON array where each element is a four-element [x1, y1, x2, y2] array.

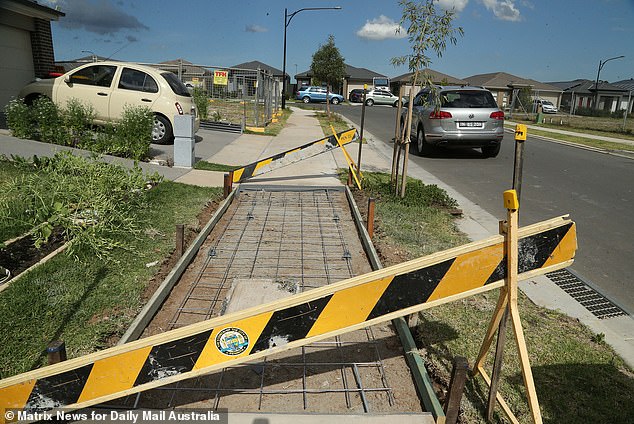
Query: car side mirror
[[64, 76, 71, 85]]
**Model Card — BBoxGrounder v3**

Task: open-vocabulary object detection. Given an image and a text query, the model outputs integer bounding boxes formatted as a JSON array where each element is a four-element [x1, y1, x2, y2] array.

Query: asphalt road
[[323, 103, 634, 315]]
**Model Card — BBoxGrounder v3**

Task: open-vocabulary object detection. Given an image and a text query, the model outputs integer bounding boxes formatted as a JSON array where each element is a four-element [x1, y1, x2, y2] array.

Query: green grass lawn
[[358, 172, 634, 423], [0, 159, 221, 378]]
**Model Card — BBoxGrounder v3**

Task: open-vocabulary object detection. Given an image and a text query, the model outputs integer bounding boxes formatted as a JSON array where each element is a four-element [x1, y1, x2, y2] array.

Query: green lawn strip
[[313, 111, 367, 143], [505, 120, 634, 150], [0, 160, 33, 242], [355, 171, 468, 256], [0, 179, 220, 378], [536, 123, 634, 142], [418, 294, 633, 423], [360, 171, 634, 422], [508, 125, 634, 152], [193, 162, 242, 172], [508, 114, 634, 139]]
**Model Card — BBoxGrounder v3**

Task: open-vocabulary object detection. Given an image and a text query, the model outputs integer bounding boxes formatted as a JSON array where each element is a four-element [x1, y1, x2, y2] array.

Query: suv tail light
[[429, 110, 452, 119], [175, 102, 184, 115], [489, 111, 505, 120]]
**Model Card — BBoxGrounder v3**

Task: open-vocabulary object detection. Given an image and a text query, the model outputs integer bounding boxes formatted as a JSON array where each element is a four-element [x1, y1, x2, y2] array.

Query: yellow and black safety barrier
[[0, 216, 575, 419], [231, 128, 358, 183]]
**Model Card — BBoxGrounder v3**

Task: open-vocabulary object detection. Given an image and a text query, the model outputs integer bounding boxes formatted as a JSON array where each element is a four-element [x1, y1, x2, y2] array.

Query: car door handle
[[141, 98, 152, 102], [97, 92, 108, 96]]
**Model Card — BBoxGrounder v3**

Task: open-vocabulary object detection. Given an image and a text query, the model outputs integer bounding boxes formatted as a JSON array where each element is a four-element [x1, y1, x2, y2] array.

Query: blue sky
[[47, 0, 634, 84]]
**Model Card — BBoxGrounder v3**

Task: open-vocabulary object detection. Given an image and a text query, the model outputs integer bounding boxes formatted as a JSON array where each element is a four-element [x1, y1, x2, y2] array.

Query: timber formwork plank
[[0, 216, 576, 419]]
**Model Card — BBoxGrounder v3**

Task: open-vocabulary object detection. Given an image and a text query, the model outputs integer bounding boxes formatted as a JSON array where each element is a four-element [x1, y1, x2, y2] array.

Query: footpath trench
[[106, 186, 426, 415]]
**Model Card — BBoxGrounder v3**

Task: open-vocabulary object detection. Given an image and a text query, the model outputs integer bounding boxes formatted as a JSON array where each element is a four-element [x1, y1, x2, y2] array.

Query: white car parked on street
[[19, 61, 199, 144]]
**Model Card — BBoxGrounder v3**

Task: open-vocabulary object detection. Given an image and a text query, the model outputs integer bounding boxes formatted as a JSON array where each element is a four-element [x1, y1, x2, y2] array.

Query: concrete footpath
[[1, 107, 632, 369]]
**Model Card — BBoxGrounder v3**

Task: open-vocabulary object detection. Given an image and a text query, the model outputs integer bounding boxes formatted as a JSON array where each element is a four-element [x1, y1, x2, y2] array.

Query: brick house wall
[[30, 18, 55, 78]]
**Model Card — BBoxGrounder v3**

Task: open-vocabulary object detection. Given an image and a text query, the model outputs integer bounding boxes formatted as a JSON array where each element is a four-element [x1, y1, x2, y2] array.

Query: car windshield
[[542, 101, 553, 106], [161, 72, 191, 97], [441, 90, 498, 108]]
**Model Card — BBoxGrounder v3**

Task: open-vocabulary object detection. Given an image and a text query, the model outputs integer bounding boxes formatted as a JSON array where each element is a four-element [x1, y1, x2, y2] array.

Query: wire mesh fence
[[143, 60, 281, 130]]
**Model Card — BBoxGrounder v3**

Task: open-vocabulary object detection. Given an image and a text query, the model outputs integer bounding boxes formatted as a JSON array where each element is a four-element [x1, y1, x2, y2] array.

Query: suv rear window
[[441, 90, 498, 108], [161, 72, 191, 97]]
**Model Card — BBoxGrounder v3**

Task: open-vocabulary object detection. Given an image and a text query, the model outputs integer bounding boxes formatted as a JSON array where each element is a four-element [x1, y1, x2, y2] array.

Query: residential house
[[612, 79, 634, 114], [295, 64, 387, 98], [232, 60, 287, 98], [55, 55, 112, 72], [463, 72, 562, 111], [547, 79, 627, 113], [0, 0, 64, 115], [391, 69, 467, 95]]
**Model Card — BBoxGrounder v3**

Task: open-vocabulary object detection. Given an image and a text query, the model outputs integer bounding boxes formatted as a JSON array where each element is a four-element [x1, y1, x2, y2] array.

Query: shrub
[[63, 99, 95, 148], [111, 106, 154, 160], [32, 96, 65, 144], [6, 97, 153, 161], [192, 87, 208, 120], [91, 106, 153, 161], [4, 98, 34, 139]]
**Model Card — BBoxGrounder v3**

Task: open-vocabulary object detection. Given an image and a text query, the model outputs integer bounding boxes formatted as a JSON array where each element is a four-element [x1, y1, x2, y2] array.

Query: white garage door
[[0, 24, 34, 111]]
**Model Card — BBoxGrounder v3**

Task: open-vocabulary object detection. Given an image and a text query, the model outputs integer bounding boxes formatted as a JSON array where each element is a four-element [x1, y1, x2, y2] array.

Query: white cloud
[[245, 24, 268, 33], [436, 0, 469, 12], [482, 0, 522, 21], [356, 15, 406, 40]]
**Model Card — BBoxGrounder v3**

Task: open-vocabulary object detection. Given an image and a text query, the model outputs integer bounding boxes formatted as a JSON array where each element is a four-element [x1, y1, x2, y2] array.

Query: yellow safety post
[[473, 189, 544, 424], [330, 124, 362, 189]]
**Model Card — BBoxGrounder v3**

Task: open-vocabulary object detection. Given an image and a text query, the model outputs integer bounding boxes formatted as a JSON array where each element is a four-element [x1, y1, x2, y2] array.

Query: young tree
[[391, 0, 463, 197], [310, 34, 346, 116]]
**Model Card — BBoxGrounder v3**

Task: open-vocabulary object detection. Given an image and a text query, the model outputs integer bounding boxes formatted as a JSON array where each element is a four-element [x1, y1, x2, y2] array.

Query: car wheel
[[302, 96, 311, 104], [152, 114, 173, 145], [366, 99, 374, 106], [393, 100, 399, 107], [416, 126, 431, 156], [331, 97, 340, 105], [24, 93, 48, 106], [481, 143, 501, 158]]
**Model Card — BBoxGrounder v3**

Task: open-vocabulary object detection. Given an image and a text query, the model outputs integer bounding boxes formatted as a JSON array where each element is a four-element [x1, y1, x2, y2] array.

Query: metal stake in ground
[[357, 84, 368, 174], [487, 124, 527, 421]]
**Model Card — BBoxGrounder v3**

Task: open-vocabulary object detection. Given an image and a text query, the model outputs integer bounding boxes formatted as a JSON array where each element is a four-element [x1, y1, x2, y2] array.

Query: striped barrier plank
[[0, 216, 576, 419], [231, 128, 358, 183]]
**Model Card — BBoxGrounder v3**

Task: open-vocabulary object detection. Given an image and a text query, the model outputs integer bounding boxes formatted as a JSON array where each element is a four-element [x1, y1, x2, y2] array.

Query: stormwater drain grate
[[546, 269, 628, 320]]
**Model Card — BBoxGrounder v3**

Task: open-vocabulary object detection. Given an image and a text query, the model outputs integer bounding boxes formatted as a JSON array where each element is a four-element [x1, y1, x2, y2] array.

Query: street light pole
[[593, 55, 624, 111], [281, 6, 341, 109]]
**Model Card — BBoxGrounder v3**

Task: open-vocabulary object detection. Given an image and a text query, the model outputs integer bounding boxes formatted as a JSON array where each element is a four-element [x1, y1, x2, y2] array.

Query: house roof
[[296, 64, 386, 80], [56, 56, 117, 72], [612, 79, 634, 92], [392, 69, 467, 86], [2, 0, 65, 20], [464, 72, 561, 92], [546, 79, 627, 94], [232, 61, 286, 77], [159, 59, 208, 76]]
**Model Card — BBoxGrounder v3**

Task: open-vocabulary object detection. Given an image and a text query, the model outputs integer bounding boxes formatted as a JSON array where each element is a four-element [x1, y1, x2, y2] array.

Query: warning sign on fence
[[213, 70, 228, 85]]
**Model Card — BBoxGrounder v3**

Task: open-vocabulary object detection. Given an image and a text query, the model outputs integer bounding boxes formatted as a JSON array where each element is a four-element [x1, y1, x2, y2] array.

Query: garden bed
[[0, 228, 68, 292]]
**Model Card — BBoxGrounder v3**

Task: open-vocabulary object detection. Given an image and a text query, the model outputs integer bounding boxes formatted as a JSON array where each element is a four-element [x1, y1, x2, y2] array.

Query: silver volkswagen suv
[[403, 86, 505, 157]]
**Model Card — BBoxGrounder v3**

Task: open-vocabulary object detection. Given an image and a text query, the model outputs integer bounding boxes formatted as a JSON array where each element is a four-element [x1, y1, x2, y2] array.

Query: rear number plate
[[458, 121, 483, 128]]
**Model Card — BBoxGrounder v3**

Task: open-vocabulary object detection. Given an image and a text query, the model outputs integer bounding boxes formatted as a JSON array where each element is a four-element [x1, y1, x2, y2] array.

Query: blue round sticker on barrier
[[215, 327, 249, 356]]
